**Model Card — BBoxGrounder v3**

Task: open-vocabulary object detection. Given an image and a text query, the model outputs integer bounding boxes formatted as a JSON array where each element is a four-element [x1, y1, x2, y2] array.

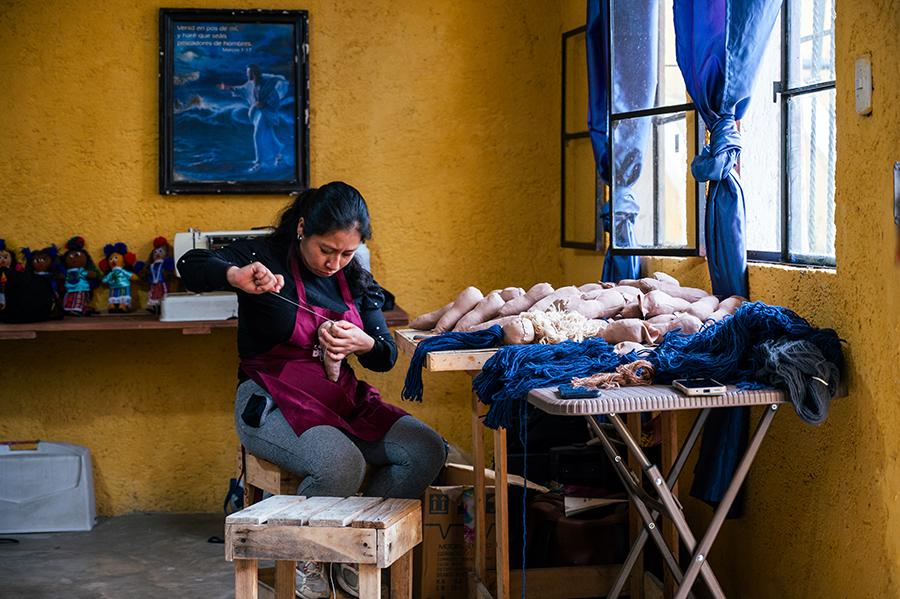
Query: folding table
[[527, 384, 795, 599]]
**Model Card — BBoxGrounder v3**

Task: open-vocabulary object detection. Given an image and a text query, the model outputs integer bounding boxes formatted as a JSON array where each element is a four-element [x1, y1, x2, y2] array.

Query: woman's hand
[[226, 263, 284, 294], [318, 320, 375, 360]]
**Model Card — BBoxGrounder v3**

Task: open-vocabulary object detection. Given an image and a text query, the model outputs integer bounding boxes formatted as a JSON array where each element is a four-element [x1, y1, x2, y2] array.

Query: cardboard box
[[414, 466, 496, 599]]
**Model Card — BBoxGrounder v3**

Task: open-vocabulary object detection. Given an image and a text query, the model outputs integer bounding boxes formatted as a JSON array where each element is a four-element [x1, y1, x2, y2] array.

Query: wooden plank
[[267, 496, 345, 526], [226, 495, 304, 525], [493, 428, 509, 599], [307, 496, 383, 527], [358, 564, 381, 599], [472, 387, 488, 582], [274, 560, 295, 599], [426, 349, 497, 372], [468, 572, 493, 599], [352, 498, 420, 529], [389, 551, 413, 599], [244, 452, 303, 496], [227, 524, 378, 563], [376, 509, 423, 569], [235, 559, 259, 599]]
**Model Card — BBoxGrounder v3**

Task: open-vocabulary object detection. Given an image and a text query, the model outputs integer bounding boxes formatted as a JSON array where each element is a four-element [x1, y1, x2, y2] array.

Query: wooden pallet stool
[[226, 495, 422, 599], [238, 444, 303, 507]]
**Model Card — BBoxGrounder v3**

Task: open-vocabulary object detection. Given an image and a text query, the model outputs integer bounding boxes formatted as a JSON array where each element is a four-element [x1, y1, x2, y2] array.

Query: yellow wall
[[0, 0, 565, 515], [4, 0, 900, 596]]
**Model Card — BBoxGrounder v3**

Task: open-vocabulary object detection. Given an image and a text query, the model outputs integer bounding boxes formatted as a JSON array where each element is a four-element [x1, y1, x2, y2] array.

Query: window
[[741, 0, 837, 266], [564, 0, 836, 268], [562, 0, 703, 256]]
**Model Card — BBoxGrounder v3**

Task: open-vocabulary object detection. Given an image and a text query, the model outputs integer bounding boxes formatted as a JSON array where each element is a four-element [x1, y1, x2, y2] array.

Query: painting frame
[[159, 8, 309, 195]]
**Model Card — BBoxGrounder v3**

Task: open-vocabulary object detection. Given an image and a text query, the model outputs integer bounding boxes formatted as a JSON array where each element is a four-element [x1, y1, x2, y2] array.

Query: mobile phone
[[557, 383, 601, 399], [672, 378, 726, 396]]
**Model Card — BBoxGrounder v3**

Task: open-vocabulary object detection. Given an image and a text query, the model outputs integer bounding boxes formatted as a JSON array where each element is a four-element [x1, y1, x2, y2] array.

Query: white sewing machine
[[159, 227, 371, 322], [160, 227, 272, 322]]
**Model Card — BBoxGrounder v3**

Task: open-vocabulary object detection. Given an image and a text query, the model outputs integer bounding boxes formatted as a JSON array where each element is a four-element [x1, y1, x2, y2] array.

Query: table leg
[[391, 551, 413, 599], [275, 560, 294, 599], [235, 559, 259, 599], [494, 427, 509, 599], [627, 414, 645, 599], [359, 563, 381, 599], [471, 378, 488, 583], [661, 411, 679, 599]]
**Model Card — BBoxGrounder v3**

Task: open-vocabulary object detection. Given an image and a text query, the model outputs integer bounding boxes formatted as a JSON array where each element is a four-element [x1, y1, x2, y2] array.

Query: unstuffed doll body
[[99, 243, 139, 313], [60, 237, 101, 316], [22, 244, 64, 297], [135, 237, 175, 315], [0, 238, 23, 312]]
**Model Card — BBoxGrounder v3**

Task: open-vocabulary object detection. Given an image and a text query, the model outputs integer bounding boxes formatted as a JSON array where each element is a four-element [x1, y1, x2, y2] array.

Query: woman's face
[[297, 219, 361, 278]]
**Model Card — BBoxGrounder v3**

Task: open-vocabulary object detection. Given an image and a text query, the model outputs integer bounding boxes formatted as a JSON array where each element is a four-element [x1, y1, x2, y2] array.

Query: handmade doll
[[99, 242, 139, 313], [135, 237, 175, 315], [60, 237, 101, 316], [22, 244, 64, 297], [0, 239, 23, 312]]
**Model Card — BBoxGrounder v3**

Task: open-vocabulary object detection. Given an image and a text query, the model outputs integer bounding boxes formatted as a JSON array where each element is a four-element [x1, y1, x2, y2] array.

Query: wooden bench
[[225, 495, 422, 599]]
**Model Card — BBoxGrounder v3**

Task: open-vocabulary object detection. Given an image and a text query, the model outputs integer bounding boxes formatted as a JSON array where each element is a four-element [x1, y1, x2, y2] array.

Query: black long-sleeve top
[[177, 238, 397, 379]]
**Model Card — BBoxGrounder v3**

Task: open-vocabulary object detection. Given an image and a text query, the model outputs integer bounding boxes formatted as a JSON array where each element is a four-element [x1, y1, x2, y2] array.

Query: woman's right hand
[[226, 263, 284, 294]]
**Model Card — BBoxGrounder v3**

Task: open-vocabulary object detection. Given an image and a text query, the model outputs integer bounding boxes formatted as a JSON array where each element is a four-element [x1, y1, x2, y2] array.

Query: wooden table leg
[[471, 376, 488, 584], [661, 411, 679, 599], [359, 563, 382, 599], [627, 414, 645, 599], [275, 560, 295, 599], [391, 551, 413, 599], [235, 559, 259, 599], [493, 427, 509, 599]]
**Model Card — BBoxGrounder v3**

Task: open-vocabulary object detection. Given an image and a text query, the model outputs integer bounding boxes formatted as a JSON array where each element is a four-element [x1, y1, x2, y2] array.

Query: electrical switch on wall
[[855, 54, 873, 115]]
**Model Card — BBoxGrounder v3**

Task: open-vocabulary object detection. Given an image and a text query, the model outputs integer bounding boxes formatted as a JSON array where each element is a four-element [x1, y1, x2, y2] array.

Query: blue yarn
[[401, 326, 504, 402], [471, 302, 844, 430]]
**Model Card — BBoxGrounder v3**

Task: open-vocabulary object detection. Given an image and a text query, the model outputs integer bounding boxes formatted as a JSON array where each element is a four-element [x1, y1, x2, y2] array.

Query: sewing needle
[[267, 290, 331, 323]]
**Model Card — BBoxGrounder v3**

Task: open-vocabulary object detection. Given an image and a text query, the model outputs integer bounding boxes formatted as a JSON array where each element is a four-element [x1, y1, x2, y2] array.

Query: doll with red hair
[[99, 242, 139, 313], [135, 237, 175, 315]]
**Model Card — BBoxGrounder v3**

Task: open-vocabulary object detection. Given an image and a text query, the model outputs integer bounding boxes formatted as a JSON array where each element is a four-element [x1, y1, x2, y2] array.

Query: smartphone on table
[[672, 378, 727, 396]]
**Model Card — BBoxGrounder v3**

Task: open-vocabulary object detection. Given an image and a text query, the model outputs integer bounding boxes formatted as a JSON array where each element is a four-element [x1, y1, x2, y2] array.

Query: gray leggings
[[236, 379, 447, 499]]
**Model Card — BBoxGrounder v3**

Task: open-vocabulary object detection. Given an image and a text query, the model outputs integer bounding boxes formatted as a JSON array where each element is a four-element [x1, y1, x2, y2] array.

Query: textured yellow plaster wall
[[0, 0, 564, 515]]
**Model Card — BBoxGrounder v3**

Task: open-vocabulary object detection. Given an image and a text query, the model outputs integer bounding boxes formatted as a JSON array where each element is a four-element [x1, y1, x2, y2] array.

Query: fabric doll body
[[63, 267, 93, 314], [103, 267, 135, 310], [146, 259, 172, 308]]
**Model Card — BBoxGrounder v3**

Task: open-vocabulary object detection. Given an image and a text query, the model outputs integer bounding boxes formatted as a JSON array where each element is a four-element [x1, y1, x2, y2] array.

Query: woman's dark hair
[[269, 181, 374, 295]]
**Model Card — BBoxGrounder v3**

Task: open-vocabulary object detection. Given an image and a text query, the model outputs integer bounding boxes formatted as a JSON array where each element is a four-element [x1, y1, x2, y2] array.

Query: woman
[[179, 181, 446, 599]]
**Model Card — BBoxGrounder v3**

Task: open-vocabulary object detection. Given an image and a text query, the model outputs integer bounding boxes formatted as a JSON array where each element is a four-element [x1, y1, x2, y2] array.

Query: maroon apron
[[240, 254, 406, 442]]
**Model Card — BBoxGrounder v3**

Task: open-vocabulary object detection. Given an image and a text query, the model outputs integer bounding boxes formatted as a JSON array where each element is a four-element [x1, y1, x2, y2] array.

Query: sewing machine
[[160, 227, 371, 322], [160, 227, 272, 322]]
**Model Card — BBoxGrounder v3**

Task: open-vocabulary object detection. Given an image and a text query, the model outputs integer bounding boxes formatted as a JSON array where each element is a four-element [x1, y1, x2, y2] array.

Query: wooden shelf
[[0, 307, 409, 340]]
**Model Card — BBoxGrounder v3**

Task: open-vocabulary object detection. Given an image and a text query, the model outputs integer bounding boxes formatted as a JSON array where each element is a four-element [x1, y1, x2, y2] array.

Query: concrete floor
[[0, 513, 237, 599]]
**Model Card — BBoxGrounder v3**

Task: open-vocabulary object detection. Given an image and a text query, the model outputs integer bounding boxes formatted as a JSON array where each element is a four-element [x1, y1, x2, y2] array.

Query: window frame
[[748, 0, 837, 267]]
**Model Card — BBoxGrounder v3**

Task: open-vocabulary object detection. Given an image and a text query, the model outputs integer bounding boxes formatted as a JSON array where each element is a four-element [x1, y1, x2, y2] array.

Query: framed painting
[[159, 8, 309, 195]]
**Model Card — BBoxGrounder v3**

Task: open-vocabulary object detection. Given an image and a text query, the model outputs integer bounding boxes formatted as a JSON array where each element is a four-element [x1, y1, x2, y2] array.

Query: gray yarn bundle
[[756, 338, 840, 426]]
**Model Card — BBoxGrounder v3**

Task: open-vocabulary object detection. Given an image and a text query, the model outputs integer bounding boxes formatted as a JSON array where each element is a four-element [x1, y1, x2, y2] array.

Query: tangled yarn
[[572, 359, 655, 389], [755, 338, 839, 425]]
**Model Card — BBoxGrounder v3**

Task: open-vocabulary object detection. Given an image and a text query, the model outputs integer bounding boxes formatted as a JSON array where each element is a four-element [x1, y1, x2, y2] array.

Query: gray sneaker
[[335, 563, 359, 597], [296, 561, 330, 599]]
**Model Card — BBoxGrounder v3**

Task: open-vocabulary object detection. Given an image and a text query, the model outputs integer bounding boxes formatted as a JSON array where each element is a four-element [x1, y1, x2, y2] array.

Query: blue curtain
[[673, 0, 781, 510], [586, 0, 659, 282]]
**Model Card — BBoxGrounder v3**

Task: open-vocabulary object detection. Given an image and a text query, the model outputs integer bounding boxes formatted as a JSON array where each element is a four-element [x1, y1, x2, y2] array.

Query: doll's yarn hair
[[61, 236, 98, 269], [147, 237, 173, 261], [0, 238, 20, 268], [101, 242, 137, 272], [22, 244, 60, 274]]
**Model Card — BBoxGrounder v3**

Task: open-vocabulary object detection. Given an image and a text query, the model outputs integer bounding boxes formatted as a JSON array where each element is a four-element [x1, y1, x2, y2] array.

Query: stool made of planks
[[226, 495, 422, 599], [238, 444, 303, 507]]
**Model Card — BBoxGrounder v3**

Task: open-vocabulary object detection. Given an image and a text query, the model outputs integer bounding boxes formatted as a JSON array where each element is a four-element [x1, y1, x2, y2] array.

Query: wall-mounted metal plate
[[894, 162, 900, 226]]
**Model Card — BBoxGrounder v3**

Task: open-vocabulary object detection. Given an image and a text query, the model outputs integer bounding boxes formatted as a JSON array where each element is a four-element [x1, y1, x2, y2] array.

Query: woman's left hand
[[318, 320, 375, 360]]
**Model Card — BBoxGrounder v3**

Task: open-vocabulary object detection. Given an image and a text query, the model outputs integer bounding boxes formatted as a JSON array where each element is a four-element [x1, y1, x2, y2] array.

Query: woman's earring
[[296, 234, 302, 241]]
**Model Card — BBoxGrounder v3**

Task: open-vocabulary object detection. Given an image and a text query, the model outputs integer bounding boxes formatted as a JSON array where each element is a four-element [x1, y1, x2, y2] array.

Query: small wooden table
[[394, 329, 649, 599]]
